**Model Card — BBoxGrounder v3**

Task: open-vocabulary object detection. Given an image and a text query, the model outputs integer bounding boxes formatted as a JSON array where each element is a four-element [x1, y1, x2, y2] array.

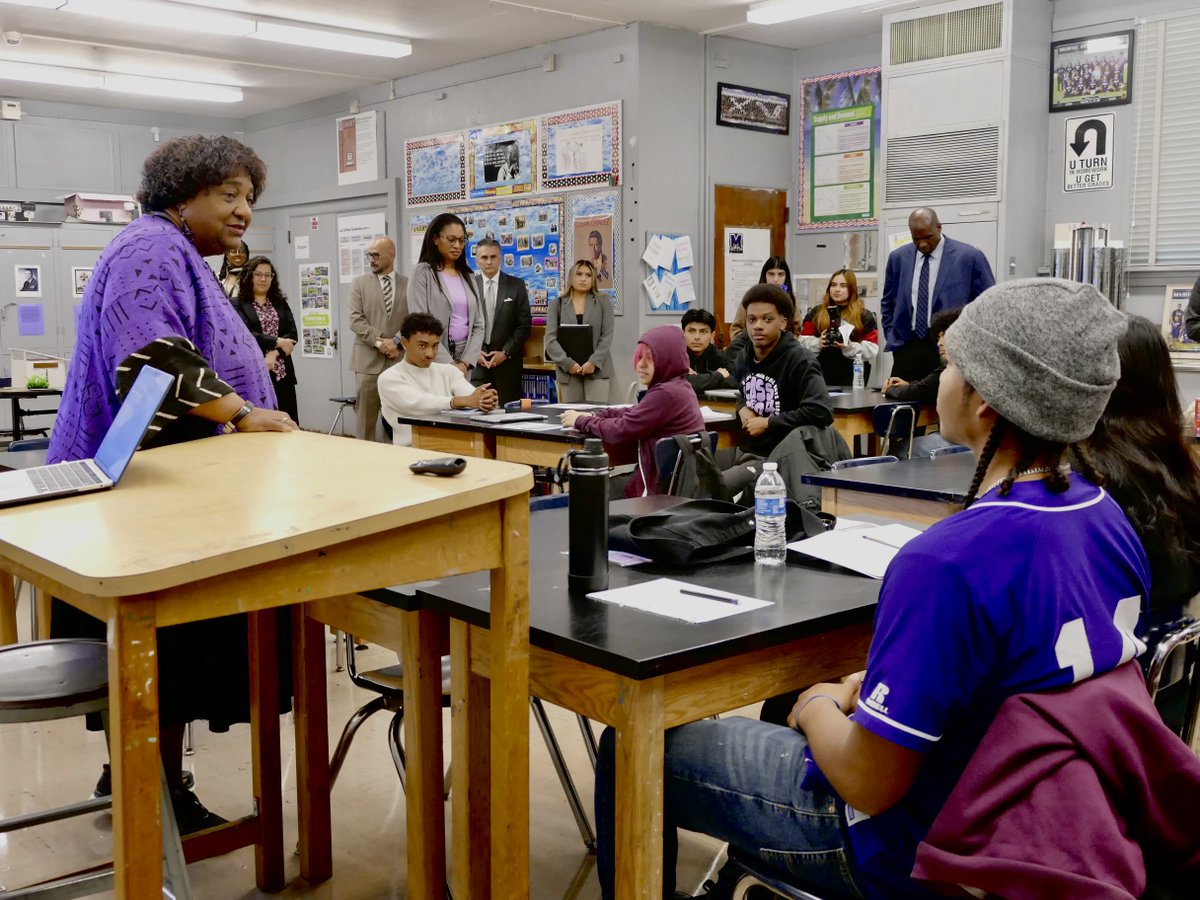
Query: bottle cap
[[763, 461, 778, 471]]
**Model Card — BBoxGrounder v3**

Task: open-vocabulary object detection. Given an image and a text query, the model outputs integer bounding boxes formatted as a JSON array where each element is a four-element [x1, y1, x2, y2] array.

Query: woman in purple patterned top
[[48, 135, 297, 833]]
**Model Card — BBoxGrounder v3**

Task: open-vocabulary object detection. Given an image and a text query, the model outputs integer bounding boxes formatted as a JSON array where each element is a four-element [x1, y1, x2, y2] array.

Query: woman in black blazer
[[235, 256, 300, 423]]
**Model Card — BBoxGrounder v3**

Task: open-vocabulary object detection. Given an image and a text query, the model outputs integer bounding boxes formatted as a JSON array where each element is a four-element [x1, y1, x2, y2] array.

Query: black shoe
[[92, 765, 194, 799], [170, 788, 228, 835]]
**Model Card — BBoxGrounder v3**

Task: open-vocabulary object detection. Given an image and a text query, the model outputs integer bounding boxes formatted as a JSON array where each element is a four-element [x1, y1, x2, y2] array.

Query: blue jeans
[[595, 717, 863, 899]]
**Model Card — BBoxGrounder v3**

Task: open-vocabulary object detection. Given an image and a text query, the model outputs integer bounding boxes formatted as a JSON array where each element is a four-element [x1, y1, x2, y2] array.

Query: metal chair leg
[[386, 709, 407, 793], [329, 695, 390, 788], [532, 697, 596, 852], [332, 628, 345, 673], [183, 722, 194, 756], [577, 714, 598, 769], [160, 763, 193, 900]]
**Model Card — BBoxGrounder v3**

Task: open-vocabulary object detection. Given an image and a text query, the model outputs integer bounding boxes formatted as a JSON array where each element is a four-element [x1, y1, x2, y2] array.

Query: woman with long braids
[[594, 278, 1155, 898]]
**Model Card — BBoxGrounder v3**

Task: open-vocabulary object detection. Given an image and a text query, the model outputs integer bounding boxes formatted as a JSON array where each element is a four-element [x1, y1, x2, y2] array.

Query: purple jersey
[[846, 474, 1150, 898]]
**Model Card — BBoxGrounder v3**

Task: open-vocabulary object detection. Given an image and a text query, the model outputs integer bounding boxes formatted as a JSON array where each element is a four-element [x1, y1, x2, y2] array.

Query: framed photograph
[[15, 264, 41, 298], [1162, 284, 1200, 367], [1050, 30, 1134, 112], [467, 119, 537, 199], [72, 266, 93, 296], [716, 82, 791, 135]]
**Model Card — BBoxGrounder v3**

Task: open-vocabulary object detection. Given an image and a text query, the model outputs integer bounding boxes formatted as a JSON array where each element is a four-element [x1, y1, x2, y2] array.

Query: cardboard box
[[62, 193, 138, 225]]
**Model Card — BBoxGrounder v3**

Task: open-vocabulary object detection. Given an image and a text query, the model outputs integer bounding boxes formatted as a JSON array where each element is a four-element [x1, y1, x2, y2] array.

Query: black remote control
[[409, 457, 467, 477]]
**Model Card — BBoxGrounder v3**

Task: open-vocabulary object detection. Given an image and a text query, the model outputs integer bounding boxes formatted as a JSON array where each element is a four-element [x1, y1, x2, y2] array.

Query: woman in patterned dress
[[48, 134, 297, 832], [234, 256, 300, 424]]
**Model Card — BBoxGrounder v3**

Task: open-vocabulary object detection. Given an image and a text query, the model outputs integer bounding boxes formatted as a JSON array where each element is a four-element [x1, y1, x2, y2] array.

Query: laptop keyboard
[[27, 461, 102, 494]]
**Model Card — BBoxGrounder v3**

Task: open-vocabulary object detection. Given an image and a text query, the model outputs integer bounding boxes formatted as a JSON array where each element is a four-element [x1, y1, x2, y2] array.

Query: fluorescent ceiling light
[[747, 0, 879, 25], [0, 59, 102, 87], [250, 22, 412, 59], [0, 0, 411, 57], [102, 73, 242, 102]]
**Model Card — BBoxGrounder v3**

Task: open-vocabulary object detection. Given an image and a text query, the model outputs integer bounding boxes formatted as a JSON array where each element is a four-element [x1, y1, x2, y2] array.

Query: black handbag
[[608, 499, 833, 566]]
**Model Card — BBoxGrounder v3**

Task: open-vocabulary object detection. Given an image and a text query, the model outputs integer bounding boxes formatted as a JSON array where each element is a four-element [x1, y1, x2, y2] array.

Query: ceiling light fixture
[[0, 58, 242, 101], [0, 0, 412, 58], [747, 0, 881, 26]]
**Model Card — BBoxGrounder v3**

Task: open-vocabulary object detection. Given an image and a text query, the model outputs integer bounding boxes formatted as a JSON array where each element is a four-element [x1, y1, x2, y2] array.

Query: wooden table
[[400, 404, 738, 469], [705, 388, 939, 452], [396, 498, 879, 899], [803, 452, 975, 526], [0, 432, 532, 898], [0, 387, 61, 441]]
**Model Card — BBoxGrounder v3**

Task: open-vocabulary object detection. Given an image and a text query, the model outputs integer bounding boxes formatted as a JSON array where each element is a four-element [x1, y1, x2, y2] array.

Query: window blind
[[1130, 14, 1200, 268]]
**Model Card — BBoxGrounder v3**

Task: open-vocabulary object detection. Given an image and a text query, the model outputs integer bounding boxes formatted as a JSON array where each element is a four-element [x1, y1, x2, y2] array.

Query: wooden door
[[713, 185, 788, 340]]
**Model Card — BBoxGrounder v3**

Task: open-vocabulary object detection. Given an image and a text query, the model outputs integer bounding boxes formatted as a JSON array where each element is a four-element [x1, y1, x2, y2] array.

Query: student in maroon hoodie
[[561, 325, 705, 497]]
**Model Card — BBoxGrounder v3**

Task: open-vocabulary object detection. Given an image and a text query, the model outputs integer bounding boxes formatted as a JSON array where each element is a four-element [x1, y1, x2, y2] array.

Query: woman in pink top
[[408, 212, 484, 374]]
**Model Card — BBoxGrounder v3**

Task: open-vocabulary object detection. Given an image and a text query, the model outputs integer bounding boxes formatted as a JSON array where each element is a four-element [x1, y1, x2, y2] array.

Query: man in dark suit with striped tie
[[347, 235, 408, 440], [881, 207, 994, 381], [471, 237, 531, 405]]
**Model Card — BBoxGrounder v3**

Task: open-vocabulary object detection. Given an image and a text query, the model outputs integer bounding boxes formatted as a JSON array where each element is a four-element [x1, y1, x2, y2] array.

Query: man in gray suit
[[347, 235, 408, 441], [472, 238, 531, 405]]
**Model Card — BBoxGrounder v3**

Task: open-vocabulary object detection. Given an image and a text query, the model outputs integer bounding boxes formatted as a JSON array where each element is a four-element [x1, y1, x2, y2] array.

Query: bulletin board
[[565, 190, 622, 316], [467, 119, 538, 199], [404, 131, 467, 206], [539, 101, 622, 192], [640, 232, 696, 315]]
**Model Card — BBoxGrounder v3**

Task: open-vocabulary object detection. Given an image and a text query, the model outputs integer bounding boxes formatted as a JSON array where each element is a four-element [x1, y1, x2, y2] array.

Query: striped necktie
[[914, 254, 930, 339], [382, 275, 393, 316]]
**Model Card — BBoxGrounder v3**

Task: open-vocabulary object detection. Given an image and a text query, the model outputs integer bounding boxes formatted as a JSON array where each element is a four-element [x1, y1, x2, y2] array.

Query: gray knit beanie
[[941, 277, 1126, 443]]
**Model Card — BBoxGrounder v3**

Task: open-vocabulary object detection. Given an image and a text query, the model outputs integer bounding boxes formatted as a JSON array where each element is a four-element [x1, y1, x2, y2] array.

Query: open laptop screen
[[93, 366, 174, 483]]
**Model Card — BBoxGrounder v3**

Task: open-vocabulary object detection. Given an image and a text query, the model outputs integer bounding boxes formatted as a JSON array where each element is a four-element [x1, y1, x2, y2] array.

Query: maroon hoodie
[[573, 326, 705, 497]]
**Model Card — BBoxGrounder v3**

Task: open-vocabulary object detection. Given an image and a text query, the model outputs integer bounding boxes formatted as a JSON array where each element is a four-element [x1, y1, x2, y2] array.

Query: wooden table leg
[[249, 609, 285, 891], [34, 586, 52, 641], [109, 597, 162, 898], [450, 619, 491, 899], [401, 608, 449, 900], [614, 676, 666, 900], [0, 575, 17, 646], [490, 494, 530, 898], [294, 605, 332, 883]]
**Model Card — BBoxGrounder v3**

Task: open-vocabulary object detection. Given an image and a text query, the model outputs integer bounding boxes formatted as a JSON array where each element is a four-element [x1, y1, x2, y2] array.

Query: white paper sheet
[[654, 237, 677, 270], [492, 421, 562, 432], [643, 273, 666, 308], [588, 577, 772, 623], [554, 403, 603, 410], [659, 271, 676, 300], [839, 321, 855, 345], [705, 388, 740, 399], [674, 235, 695, 270], [642, 235, 666, 269], [699, 406, 733, 422], [674, 270, 696, 304], [788, 523, 923, 579]]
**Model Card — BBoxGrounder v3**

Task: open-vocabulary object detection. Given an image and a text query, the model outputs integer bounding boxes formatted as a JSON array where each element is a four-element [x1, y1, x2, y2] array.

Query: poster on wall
[[567, 191, 622, 315], [1050, 30, 1133, 112], [336, 212, 387, 284], [798, 67, 880, 231], [467, 119, 537, 199], [15, 264, 41, 298], [405, 131, 467, 205], [716, 83, 790, 135], [539, 101, 621, 192], [1162, 284, 1200, 364], [642, 232, 695, 315], [723, 227, 770, 323], [1063, 113, 1114, 192], [299, 263, 334, 358], [72, 267, 92, 296], [336, 110, 381, 186]]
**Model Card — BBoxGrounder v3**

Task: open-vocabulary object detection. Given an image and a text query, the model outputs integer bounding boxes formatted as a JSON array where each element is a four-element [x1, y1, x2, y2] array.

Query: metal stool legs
[[532, 697, 597, 852]]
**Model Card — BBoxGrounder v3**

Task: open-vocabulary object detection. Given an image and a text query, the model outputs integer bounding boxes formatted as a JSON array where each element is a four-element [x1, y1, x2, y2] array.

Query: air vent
[[885, 126, 1001, 204], [889, 2, 1004, 65]]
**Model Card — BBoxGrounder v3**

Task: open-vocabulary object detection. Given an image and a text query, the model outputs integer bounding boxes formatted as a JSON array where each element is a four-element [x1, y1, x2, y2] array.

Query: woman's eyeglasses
[[438, 235, 467, 246]]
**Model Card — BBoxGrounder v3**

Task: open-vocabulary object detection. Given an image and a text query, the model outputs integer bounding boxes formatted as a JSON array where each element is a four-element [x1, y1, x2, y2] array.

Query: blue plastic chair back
[[8, 438, 50, 452], [830, 455, 897, 471]]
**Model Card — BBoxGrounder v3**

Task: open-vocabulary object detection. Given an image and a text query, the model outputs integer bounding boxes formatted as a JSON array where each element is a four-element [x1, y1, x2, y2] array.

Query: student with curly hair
[[234, 256, 300, 423]]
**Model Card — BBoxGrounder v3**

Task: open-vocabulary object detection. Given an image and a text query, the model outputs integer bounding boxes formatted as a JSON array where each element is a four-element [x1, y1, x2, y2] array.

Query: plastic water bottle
[[852, 350, 865, 391], [754, 462, 787, 566]]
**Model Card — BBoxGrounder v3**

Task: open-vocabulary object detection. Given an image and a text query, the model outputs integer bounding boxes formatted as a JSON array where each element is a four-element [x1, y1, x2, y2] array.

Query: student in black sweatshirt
[[681, 308, 738, 396], [734, 284, 833, 458]]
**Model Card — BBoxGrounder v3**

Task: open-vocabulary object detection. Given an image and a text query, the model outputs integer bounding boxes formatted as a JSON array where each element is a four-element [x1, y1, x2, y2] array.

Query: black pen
[[679, 587, 741, 605]]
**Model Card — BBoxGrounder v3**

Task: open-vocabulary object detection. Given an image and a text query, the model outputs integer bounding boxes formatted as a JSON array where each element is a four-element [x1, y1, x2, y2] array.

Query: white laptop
[[0, 365, 173, 509]]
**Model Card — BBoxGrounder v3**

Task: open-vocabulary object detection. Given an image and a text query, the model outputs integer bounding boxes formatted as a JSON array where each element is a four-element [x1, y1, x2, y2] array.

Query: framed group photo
[[1050, 30, 1134, 112]]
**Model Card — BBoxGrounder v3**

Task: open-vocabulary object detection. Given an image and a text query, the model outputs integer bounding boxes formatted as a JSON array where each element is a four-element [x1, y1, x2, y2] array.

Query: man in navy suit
[[471, 237, 532, 404], [881, 207, 995, 381]]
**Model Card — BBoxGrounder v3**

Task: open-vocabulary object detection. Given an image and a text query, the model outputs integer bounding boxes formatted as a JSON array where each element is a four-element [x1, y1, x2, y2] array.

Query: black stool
[[327, 396, 357, 435]]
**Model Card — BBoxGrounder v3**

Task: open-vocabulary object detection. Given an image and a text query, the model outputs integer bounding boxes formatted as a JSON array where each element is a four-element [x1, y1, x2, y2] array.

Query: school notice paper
[[588, 577, 771, 623], [788, 521, 921, 579]]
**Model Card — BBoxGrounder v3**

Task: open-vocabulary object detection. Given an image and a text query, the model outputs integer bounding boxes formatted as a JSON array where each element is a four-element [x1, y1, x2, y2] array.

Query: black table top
[[706, 388, 917, 415], [802, 452, 976, 503], [383, 497, 879, 681], [0, 387, 62, 398], [395, 402, 736, 443]]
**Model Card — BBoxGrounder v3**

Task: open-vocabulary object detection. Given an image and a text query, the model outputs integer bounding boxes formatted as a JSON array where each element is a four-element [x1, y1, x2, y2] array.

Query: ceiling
[[0, 0, 951, 118]]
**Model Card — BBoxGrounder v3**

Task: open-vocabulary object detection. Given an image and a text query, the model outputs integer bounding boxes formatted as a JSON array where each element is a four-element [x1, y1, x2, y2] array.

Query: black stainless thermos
[[566, 437, 610, 594]]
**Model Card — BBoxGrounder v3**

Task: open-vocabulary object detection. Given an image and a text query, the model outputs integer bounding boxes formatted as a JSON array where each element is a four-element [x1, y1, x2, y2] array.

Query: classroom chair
[[653, 432, 718, 496], [830, 455, 898, 471], [724, 847, 828, 900], [1145, 616, 1200, 745], [326, 396, 356, 435], [927, 443, 970, 458], [0, 639, 191, 898], [7, 437, 50, 451], [329, 632, 597, 852], [872, 402, 917, 458]]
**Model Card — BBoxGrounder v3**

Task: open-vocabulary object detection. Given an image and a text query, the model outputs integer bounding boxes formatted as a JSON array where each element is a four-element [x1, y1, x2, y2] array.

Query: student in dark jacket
[[234, 256, 300, 423], [883, 306, 963, 404], [733, 284, 833, 458], [681, 308, 737, 396], [562, 325, 704, 497]]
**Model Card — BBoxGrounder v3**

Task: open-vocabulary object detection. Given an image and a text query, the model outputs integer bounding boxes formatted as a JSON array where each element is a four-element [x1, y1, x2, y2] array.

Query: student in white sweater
[[379, 312, 499, 444]]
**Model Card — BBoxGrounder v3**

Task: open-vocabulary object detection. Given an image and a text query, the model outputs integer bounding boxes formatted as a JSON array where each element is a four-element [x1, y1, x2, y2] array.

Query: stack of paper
[[788, 522, 922, 579], [588, 577, 771, 623]]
